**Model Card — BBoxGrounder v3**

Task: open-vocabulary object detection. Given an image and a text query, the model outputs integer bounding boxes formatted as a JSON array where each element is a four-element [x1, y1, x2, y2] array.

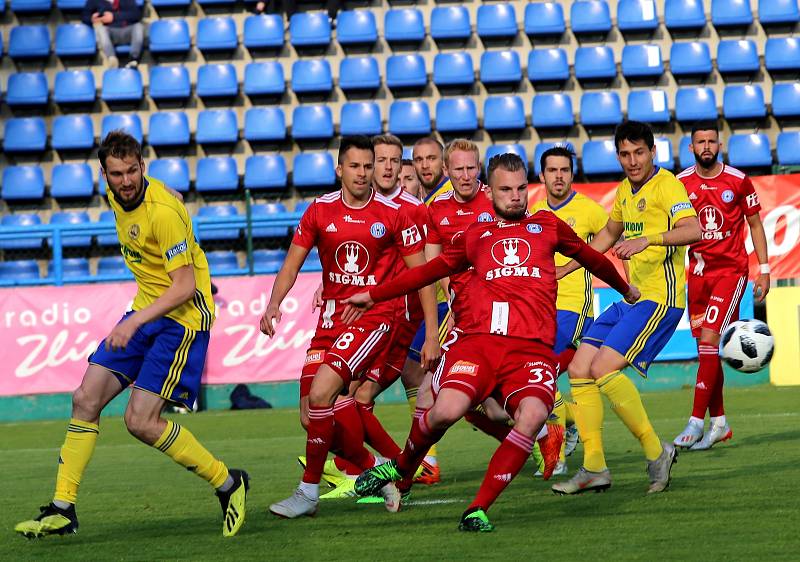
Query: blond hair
[[444, 138, 480, 166], [372, 134, 404, 151]]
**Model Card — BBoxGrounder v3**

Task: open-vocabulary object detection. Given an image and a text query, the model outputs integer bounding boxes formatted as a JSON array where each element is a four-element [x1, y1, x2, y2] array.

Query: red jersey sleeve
[[555, 218, 630, 296], [291, 202, 318, 249], [738, 176, 762, 216], [426, 206, 444, 245]]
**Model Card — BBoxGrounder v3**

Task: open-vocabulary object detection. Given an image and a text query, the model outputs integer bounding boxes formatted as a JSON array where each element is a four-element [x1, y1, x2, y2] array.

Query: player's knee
[[71, 385, 102, 419], [512, 400, 549, 436], [354, 382, 377, 404], [123, 408, 159, 443], [428, 403, 462, 429], [588, 362, 611, 380]]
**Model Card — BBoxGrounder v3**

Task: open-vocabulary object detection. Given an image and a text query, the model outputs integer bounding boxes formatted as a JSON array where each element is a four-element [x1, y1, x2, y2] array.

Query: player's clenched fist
[[623, 285, 641, 305], [260, 304, 282, 337]]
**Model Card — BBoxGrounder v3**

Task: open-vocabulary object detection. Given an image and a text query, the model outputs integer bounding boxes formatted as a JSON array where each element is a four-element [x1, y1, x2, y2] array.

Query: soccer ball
[[719, 319, 774, 373]]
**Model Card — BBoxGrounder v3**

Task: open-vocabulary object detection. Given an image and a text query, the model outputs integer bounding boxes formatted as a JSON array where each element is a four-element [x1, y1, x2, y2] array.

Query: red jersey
[[372, 211, 629, 348], [677, 165, 761, 277], [293, 190, 425, 320], [426, 186, 494, 320], [387, 186, 428, 322]]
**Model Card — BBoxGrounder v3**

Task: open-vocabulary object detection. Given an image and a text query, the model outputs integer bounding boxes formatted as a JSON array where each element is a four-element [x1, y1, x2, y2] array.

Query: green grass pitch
[[2, 385, 799, 561]]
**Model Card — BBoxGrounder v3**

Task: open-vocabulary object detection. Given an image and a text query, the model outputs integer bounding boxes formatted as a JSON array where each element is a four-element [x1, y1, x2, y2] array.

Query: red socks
[[331, 398, 375, 471], [464, 409, 512, 442], [469, 429, 533, 511], [708, 356, 726, 418], [396, 408, 447, 476], [357, 401, 402, 458], [303, 405, 334, 484], [692, 342, 721, 419]]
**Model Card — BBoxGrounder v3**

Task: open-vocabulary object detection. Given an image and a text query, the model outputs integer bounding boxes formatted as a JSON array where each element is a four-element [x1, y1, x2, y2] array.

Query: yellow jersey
[[108, 176, 215, 331], [530, 191, 608, 317], [610, 167, 697, 308], [423, 176, 453, 304]]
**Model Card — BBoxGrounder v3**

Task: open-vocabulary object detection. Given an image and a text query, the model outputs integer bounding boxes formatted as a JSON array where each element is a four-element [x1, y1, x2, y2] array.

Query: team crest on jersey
[[637, 198, 646, 212], [491, 238, 531, 267], [478, 212, 493, 223], [335, 241, 370, 275], [128, 224, 140, 240], [526, 223, 542, 234], [722, 189, 735, 203], [566, 217, 576, 227], [370, 222, 386, 238], [448, 360, 478, 376]]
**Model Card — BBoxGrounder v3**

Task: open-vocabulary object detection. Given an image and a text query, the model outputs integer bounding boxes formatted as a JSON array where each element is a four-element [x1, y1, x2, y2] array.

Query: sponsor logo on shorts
[[331, 360, 343, 369], [370, 222, 386, 238], [722, 189, 735, 203], [448, 360, 478, 376], [671, 201, 693, 215], [305, 350, 324, 364], [690, 314, 704, 330], [165, 240, 188, 261]]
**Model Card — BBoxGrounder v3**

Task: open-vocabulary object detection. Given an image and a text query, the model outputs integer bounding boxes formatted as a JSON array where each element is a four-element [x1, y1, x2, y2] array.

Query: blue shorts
[[581, 300, 683, 378], [408, 302, 451, 362], [89, 312, 210, 409], [555, 310, 594, 354]]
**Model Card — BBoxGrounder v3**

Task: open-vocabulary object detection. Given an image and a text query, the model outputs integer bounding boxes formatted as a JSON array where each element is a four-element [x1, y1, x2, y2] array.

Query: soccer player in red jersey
[[260, 136, 430, 518], [399, 158, 422, 198], [344, 153, 639, 531], [673, 121, 770, 450]]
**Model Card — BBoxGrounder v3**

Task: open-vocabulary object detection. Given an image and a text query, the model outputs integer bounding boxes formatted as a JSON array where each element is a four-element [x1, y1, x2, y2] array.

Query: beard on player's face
[[694, 150, 718, 168]]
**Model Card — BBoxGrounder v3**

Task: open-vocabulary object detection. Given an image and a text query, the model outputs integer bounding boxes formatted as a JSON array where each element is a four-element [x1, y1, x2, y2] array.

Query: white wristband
[[760, 264, 771, 274]]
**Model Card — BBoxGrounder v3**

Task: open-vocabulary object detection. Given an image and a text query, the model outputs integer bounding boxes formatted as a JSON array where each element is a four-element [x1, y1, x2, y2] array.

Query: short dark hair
[[691, 120, 720, 137], [98, 130, 142, 170], [487, 152, 527, 183], [412, 136, 443, 154], [540, 146, 576, 175], [338, 135, 374, 164], [614, 120, 655, 151]]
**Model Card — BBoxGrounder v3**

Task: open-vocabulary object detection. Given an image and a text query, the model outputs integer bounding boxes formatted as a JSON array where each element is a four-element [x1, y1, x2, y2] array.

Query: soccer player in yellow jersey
[[552, 121, 701, 495], [14, 131, 248, 539]]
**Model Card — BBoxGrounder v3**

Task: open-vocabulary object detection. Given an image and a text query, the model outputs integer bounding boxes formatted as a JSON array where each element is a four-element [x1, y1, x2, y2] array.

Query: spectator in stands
[[254, 0, 343, 26], [82, 0, 144, 69]]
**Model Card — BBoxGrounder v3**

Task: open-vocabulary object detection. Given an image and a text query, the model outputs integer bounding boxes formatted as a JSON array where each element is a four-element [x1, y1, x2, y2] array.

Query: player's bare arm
[[613, 215, 701, 260], [260, 243, 310, 337], [557, 219, 623, 279], [311, 282, 324, 311], [746, 212, 770, 302]]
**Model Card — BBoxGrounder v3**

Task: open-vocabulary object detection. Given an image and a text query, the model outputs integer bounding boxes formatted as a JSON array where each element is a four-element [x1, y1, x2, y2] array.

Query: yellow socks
[[570, 378, 606, 472], [597, 371, 663, 461], [54, 419, 99, 505], [564, 400, 576, 426], [550, 392, 567, 462], [154, 420, 229, 488], [405, 387, 418, 416]]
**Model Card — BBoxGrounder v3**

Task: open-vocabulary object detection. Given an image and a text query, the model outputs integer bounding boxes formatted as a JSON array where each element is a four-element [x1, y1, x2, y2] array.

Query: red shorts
[[687, 273, 747, 338], [365, 316, 421, 389], [430, 334, 556, 416]]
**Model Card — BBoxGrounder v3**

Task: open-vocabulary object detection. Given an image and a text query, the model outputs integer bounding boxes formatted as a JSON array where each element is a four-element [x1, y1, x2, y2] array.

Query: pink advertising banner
[[0, 274, 322, 397]]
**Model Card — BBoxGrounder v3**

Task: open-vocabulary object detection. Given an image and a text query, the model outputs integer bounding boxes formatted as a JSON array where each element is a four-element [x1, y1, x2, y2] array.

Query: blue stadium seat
[[290, 12, 331, 47], [253, 249, 287, 274], [476, 3, 517, 39], [582, 140, 623, 176], [293, 152, 335, 188], [532, 93, 574, 128], [96, 211, 118, 246], [97, 256, 130, 277], [151, 0, 190, 7], [628, 90, 670, 123], [670, 42, 712, 77], [251, 202, 290, 239], [777, 132, 800, 166], [665, 0, 706, 30], [389, 101, 431, 136], [149, 158, 190, 192], [8, 25, 50, 60], [197, 64, 238, 99], [244, 107, 286, 142], [292, 105, 334, 140], [759, 0, 800, 24], [149, 65, 190, 101], [149, 20, 191, 54], [57, 0, 95, 9], [574, 46, 616, 82], [50, 211, 92, 248], [6, 72, 48, 107], [149, 112, 190, 147], [765, 37, 800, 71], [0, 214, 43, 250], [0, 260, 41, 281], [101, 114, 143, 144], [340, 102, 382, 136], [533, 141, 577, 176], [528, 48, 569, 83], [101, 68, 143, 102], [483, 96, 525, 131], [195, 157, 239, 193], [196, 205, 240, 241], [337, 10, 377, 46], [436, 98, 478, 133], [580, 92, 623, 127], [571, 1, 612, 35], [292, 59, 333, 94], [524, 2, 565, 36], [49, 258, 91, 280], [339, 56, 380, 92], [386, 54, 427, 89], [728, 134, 772, 168], [0, 166, 44, 201], [384, 8, 425, 43], [3, 118, 46, 153], [55, 23, 96, 57], [711, 0, 753, 28], [717, 40, 759, 74], [431, 6, 472, 41], [244, 14, 284, 49], [206, 251, 240, 273], [622, 45, 663, 78], [197, 17, 237, 53], [679, 136, 695, 169], [772, 83, 800, 118], [433, 52, 474, 87], [618, 0, 659, 32], [0, 30, 4, 58], [243, 61, 284, 97], [244, 154, 287, 191], [485, 144, 527, 171], [196, 109, 238, 145], [480, 50, 521, 85], [10, 0, 51, 13], [51, 163, 93, 199], [723, 85, 766, 120], [675, 87, 718, 122], [52, 115, 94, 151], [294, 200, 311, 214], [654, 137, 675, 170]]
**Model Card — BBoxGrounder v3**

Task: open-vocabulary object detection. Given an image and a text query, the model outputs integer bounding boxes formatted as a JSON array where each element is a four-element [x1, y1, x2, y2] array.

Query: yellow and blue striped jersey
[[424, 176, 453, 304], [611, 167, 697, 308], [530, 191, 608, 317], [108, 176, 215, 331]]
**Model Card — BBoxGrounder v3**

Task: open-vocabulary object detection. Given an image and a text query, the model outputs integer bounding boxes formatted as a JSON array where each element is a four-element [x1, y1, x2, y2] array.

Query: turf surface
[[3, 384, 799, 561]]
